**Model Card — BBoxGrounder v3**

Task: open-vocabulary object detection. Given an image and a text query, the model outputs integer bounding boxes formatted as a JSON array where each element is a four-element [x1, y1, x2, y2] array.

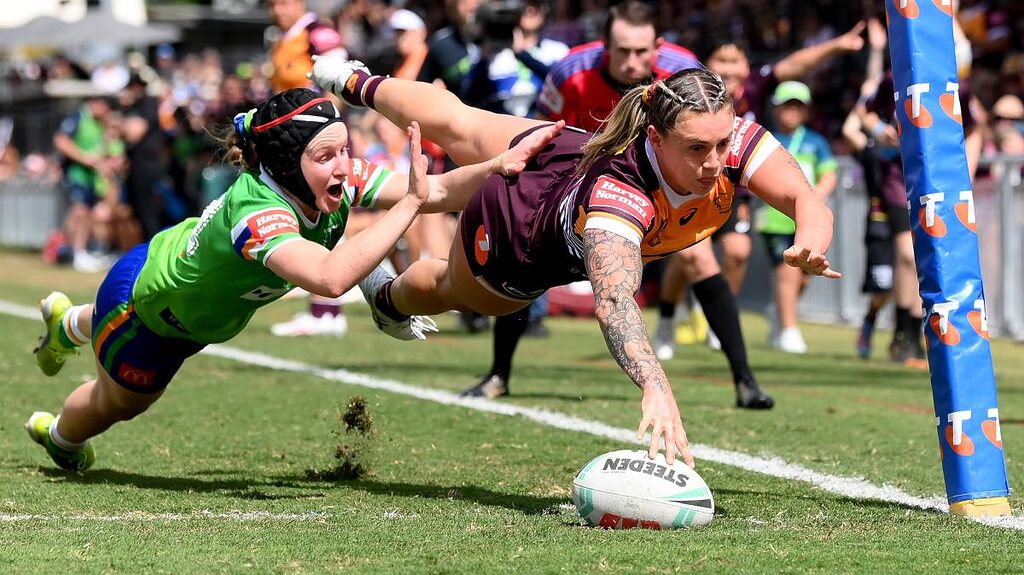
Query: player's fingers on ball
[[648, 435, 661, 461], [681, 445, 696, 468], [664, 441, 677, 466], [636, 417, 651, 441]]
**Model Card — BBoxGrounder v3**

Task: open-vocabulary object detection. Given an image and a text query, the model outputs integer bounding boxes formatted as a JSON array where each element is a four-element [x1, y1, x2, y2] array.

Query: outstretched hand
[[492, 120, 565, 177], [638, 386, 694, 468], [406, 122, 430, 207], [835, 21, 866, 52], [784, 245, 842, 279]]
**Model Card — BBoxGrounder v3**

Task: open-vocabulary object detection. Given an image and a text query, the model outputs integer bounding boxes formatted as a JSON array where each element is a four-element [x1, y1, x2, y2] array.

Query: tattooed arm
[[748, 147, 841, 279], [582, 228, 694, 467]]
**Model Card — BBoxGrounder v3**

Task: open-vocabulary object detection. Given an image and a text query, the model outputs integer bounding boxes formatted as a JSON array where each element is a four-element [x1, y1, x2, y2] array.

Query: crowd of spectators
[[0, 0, 1020, 285]]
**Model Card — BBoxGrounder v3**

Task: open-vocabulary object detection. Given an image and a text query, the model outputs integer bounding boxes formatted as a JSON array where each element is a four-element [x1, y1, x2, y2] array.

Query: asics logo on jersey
[[678, 208, 699, 226]]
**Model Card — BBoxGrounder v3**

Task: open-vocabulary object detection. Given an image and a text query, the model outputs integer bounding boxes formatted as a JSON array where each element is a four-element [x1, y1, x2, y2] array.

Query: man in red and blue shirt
[[536, 5, 699, 132]]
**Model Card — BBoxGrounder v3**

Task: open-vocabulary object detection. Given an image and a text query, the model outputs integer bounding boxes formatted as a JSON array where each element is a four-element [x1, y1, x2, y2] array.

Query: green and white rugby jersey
[[132, 160, 392, 343]]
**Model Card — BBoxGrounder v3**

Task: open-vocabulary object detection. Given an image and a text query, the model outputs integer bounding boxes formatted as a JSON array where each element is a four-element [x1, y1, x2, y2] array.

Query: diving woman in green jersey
[[25, 88, 562, 471]]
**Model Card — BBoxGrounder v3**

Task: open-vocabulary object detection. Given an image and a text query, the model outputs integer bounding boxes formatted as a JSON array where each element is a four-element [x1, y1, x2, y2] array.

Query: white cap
[[389, 9, 425, 31]]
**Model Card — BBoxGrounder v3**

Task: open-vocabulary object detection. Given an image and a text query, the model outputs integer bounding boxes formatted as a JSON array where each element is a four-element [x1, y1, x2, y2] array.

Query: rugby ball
[[572, 449, 714, 529]]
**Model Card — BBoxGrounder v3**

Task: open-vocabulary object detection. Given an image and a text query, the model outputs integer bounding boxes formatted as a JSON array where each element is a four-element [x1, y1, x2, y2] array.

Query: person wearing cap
[[389, 9, 429, 80], [756, 81, 837, 354], [24, 88, 561, 472]]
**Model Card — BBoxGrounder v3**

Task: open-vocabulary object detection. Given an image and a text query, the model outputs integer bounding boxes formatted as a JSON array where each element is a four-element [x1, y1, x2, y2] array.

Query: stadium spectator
[[389, 9, 430, 80], [696, 22, 866, 315], [842, 18, 893, 361], [991, 93, 1024, 156], [756, 81, 837, 353], [266, 0, 347, 93], [417, 0, 493, 335], [25, 88, 554, 472], [535, 1, 767, 410], [53, 96, 117, 273], [417, 0, 481, 90], [266, 0, 351, 337], [119, 74, 166, 243], [313, 59, 841, 465], [859, 19, 980, 367]]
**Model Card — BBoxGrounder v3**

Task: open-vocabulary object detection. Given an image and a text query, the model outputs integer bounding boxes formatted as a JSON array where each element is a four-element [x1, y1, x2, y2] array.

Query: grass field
[[1, 248, 1022, 574]]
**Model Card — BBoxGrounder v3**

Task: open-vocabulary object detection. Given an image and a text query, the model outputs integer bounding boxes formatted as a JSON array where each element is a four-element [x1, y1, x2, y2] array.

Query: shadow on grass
[[26, 466, 565, 514], [32, 466, 321, 500], [326, 478, 564, 515]]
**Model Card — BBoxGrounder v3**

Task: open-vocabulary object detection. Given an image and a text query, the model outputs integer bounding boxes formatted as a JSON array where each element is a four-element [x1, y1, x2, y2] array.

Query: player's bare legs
[[389, 221, 530, 318], [365, 78, 546, 167], [311, 59, 546, 167], [56, 363, 163, 443]]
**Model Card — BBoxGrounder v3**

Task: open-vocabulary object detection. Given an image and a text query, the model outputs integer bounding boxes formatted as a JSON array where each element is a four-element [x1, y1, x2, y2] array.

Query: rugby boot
[[25, 411, 95, 471], [33, 291, 79, 376]]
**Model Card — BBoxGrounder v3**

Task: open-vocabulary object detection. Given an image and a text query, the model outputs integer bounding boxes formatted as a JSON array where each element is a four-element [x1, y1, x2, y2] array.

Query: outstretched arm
[[582, 228, 694, 467], [748, 147, 841, 278], [373, 121, 565, 213], [773, 21, 866, 81], [265, 123, 430, 297]]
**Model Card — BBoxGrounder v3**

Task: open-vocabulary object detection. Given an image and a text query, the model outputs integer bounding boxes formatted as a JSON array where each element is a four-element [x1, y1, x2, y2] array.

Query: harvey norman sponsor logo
[[589, 176, 655, 227]]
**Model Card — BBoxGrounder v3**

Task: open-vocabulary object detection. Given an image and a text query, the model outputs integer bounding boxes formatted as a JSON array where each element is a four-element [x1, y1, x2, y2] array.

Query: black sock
[[691, 274, 754, 383], [908, 314, 923, 349], [490, 307, 530, 381], [894, 307, 911, 343], [374, 281, 409, 321], [658, 300, 675, 319]]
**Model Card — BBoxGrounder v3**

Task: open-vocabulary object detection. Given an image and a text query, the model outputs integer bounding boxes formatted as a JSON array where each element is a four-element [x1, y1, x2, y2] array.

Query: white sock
[[63, 305, 91, 346], [48, 416, 86, 451]]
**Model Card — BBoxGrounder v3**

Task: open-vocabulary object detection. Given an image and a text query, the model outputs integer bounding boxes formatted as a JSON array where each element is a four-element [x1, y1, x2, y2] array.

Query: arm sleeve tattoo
[[583, 228, 669, 394]]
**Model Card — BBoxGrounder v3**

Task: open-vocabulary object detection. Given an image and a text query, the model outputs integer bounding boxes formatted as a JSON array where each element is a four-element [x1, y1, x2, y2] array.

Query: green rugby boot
[[33, 291, 79, 376], [25, 411, 95, 471]]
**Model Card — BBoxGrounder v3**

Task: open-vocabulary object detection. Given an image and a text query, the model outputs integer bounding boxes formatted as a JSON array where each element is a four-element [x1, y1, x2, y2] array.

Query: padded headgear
[[248, 88, 343, 210]]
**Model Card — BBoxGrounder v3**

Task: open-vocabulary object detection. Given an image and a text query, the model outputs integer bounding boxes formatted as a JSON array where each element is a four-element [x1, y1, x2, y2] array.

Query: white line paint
[[0, 511, 330, 522], [2, 300, 1020, 529]]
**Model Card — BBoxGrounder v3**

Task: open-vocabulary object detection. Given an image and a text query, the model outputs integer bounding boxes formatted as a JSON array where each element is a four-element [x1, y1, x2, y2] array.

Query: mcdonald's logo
[[118, 363, 156, 387], [931, 0, 954, 16], [955, 190, 976, 232], [893, 0, 920, 18]]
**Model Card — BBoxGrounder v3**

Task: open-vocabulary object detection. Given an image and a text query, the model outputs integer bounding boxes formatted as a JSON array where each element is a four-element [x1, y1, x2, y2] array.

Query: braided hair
[[576, 68, 733, 177]]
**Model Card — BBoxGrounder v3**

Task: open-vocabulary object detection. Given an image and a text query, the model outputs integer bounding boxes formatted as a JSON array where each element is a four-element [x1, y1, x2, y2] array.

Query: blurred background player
[[841, 17, 893, 360], [264, 0, 351, 337], [657, 22, 868, 351], [755, 81, 837, 353]]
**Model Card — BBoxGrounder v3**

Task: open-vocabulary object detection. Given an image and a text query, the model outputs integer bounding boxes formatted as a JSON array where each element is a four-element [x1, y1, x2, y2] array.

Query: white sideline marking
[[2, 299, 1020, 529], [0, 511, 329, 522]]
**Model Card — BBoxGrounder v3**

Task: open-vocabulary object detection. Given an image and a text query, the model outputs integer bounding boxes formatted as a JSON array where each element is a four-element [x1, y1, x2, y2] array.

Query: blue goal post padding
[[885, 0, 1009, 503]]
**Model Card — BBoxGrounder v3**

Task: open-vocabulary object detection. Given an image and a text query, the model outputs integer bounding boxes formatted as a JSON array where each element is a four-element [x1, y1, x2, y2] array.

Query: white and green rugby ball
[[572, 449, 714, 529]]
